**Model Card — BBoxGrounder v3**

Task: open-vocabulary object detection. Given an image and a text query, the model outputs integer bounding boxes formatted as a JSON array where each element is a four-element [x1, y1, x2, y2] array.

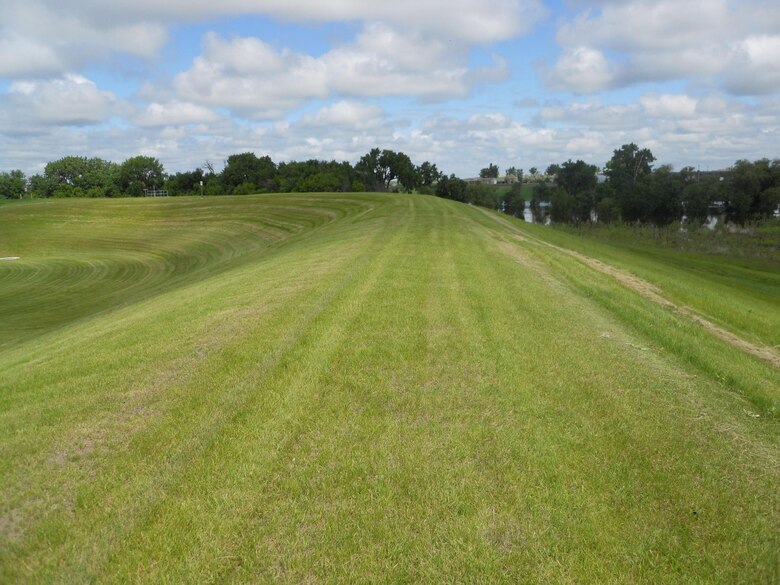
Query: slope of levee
[[0, 193, 778, 583]]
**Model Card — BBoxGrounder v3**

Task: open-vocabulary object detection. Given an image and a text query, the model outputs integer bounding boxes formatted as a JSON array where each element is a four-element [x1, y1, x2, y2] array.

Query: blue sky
[[1, 0, 778, 177]]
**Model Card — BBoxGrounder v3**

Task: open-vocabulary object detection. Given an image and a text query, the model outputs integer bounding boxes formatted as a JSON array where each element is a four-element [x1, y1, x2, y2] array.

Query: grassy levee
[[510, 219, 780, 350], [0, 195, 374, 347], [1, 194, 778, 582]]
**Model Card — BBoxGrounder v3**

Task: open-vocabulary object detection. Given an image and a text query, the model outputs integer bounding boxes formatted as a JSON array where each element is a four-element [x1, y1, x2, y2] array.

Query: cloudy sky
[[1, 0, 779, 177]]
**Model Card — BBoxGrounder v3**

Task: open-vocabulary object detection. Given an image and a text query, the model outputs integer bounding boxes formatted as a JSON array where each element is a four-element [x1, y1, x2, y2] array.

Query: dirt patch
[[483, 209, 780, 369], [0, 509, 23, 542]]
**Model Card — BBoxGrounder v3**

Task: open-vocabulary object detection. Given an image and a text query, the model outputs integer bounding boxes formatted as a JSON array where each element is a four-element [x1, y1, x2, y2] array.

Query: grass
[[1, 194, 778, 582]]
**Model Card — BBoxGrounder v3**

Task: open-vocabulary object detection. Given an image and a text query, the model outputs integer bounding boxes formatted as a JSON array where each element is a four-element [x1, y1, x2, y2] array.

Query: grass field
[[1, 194, 778, 582]]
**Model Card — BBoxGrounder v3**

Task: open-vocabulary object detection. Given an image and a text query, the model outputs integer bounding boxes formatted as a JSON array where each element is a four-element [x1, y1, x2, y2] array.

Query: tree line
[[529, 145, 780, 226], [2, 143, 778, 225], [0, 148, 443, 200]]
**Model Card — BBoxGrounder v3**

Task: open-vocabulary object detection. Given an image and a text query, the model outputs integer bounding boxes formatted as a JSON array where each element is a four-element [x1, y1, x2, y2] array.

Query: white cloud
[[547, 0, 780, 95], [639, 94, 698, 118], [172, 27, 507, 118], [544, 46, 615, 93], [0, 75, 125, 130], [2, 93, 779, 180], [0, 2, 167, 77], [721, 35, 780, 94], [301, 101, 384, 130], [0, 0, 544, 78], [134, 101, 222, 127]]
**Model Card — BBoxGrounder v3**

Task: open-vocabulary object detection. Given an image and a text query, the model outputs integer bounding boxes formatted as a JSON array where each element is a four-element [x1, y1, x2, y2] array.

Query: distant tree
[[417, 161, 443, 187], [682, 174, 717, 225], [545, 163, 560, 178], [222, 152, 276, 193], [604, 143, 655, 222], [41, 156, 119, 198], [466, 183, 499, 208], [381, 150, 418, 191], [356, 149, 419, 191], [637, 164, 684, 226], [479, 163, 499, 179], [549, 188, 574, 224], [530, 182, 550, 223], [529, 166, 538, 177], [505, 166, 523, 183], [165, 168, 205, 196], [118, 156, 164, 196], [594, 182, 618, 223], [501, 183, 525, 218], [556, 160, 598, 197], [596, 197, 620, 223], [355, 148, 385, 191], [541, 159, 599, 223], [435, 174, 468, 202], [0, 170, 26, 199], [725, 158, 780, 223]]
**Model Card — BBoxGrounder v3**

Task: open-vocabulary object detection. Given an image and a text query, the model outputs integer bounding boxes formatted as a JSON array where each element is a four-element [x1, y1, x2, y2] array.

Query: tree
[[556, 160, 598, 197], [118, 156, 164, 196], [530, 182, 551, 223], [505, 166, 523, 183], [417, 161, 443, 187], [355, 148, 385, 191], [501, 183, 525, 218], [40, 156, 119, 198], [165, 168, 205, 196], [549, 188, 574, 224], [222, 152, 276, 193], [435, 174, 467, 202], [726, 158, 780, 222], [604, 143, 655, 222], [0, 170, 26, 199], [381, 150, 418, 191], [356, 149, 418, 191], [682, 175, 717, 225], [479, 163, 499, 179], [466, 183, 499, 208], [637, 165, 684, 226]]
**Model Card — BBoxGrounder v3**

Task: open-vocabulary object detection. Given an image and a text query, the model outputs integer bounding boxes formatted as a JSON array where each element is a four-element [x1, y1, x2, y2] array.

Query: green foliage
[[354, 148, 419, 191], [604, 143, 656, 221], [465, 183, 499, 209], [0, 169, 26, 199], [596, 196, 620, 224], [165, 168, 205, 196], [725, 159, 780, 223], [436, 174, 467, 202], [505, 166, 523, 182], [40, 156, 119, 198], [530, 182, 550, 223], [277, 160, 354, 193], [222, 153, 276, 193], [118, 156, 165, 196], [479, 163, 499, 179], [501, 183, 525, 218], [416, 161, 442, 187]]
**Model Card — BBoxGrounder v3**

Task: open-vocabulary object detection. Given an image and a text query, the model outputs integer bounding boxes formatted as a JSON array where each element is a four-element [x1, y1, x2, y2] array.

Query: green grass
[[1, 194, 778, 582]]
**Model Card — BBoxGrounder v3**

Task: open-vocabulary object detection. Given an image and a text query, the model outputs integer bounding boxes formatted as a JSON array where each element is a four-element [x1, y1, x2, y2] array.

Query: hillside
[[1, 194, 778, 582]]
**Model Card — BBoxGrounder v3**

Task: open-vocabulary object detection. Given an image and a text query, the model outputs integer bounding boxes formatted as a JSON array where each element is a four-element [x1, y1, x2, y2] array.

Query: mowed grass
[[0, 194, 778, 582]]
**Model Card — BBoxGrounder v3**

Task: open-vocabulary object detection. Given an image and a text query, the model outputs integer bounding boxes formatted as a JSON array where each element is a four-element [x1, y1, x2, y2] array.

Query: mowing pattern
[[0, 194, 778, 582], [0, 196, 371, 347]]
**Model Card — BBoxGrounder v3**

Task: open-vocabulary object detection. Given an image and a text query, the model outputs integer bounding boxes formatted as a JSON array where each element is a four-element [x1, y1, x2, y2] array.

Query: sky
[[1, 0, 779, 178]]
